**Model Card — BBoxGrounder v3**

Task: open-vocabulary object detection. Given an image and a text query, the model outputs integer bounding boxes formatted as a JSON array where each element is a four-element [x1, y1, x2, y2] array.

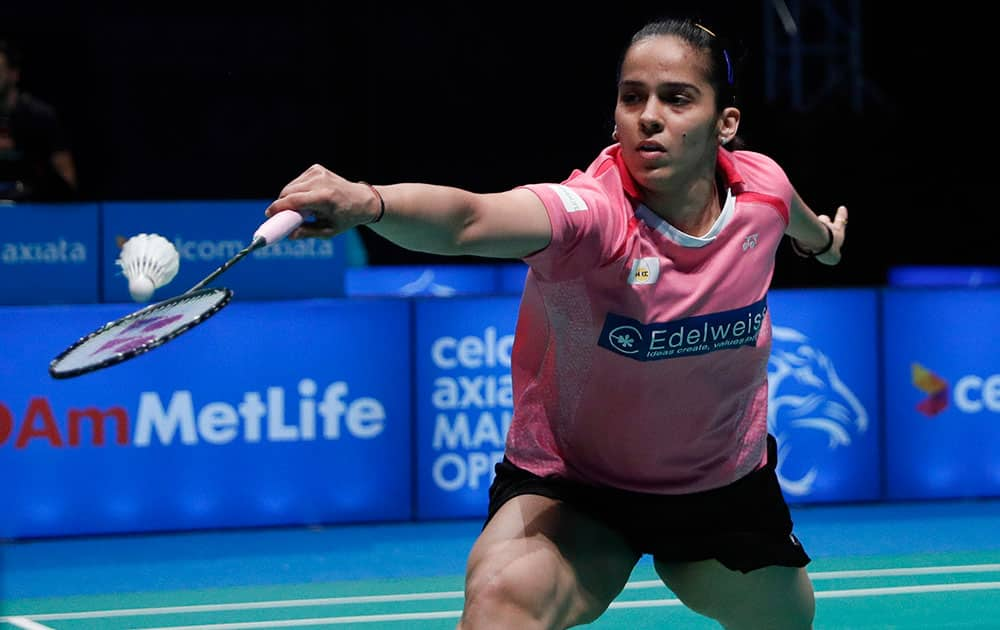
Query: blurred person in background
[[0, 38, 78, 202]]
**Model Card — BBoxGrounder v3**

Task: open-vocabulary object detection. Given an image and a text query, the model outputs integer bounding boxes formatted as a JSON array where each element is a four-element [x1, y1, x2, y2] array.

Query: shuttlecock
[[115, 233, 180, 302]]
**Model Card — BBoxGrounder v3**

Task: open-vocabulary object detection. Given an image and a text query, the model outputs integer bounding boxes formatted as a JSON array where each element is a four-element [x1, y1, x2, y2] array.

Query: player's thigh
[[463, 494, 641, 628], [655, 558, 814, 630]]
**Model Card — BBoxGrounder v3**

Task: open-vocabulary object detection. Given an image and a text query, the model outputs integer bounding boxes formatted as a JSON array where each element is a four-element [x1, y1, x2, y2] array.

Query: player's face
[[614, 35, 724, 191]]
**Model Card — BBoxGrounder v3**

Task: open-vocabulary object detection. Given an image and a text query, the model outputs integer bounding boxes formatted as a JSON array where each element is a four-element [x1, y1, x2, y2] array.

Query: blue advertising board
[[766, 289, 881, 504], [888, 266, 1000, 288], [345, 264, 499, 297], [1, 203, 100, 305], [0, 299, 411, 539], [413, 297, 521, 519], [101, 200, 349, 302], [883, 289, 1000, 499], [496, 262, 529, 295]]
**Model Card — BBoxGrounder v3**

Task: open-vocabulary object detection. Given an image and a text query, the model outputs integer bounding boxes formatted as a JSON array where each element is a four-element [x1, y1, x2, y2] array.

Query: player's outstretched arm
[[264, 164, 551, 260], [786, 191, 848, 266]]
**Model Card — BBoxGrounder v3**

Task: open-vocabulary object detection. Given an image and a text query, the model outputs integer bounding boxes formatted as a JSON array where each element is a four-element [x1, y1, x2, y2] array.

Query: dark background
[[1, 2, 992, 287]]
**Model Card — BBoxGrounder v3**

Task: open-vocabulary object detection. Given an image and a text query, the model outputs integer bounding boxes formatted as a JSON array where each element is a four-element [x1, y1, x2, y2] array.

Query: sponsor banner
[[1, 203, 100, 305], [0, 299, 411, 539], [600, 298, 768, 361], [344, 264, 498, 297], [101, 200, 349, 302], [414, 297, 520, 519], [883, 289, 1000, 499], [767, 289, 881, 503], [496, 262, 529, 295]]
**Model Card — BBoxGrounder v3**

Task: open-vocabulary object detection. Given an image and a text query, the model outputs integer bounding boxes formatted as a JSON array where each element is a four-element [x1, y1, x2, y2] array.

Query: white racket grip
[[253, 210, 305, 245]]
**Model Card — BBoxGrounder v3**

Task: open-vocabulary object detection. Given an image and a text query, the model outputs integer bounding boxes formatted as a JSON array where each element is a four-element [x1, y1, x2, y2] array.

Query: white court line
[[809, 564, 1000, 580], [133, 610, 463, 629], [0, 591, 465, 621], [3, 618, 54, 630], [131, 582, 1000, 629], [622, 562, 1000, 590], [815, 581, 1000, 598], [609, 598, 685, 609], [2, 564, 999, 623]]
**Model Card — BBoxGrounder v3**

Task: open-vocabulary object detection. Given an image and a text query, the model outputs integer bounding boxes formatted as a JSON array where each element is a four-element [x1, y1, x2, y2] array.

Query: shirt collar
[[608, 143, 746, 198], [716, 147, 746, 195]]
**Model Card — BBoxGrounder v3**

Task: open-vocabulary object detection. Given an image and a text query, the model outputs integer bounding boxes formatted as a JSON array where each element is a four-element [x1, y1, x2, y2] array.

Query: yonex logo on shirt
[[599, 297, 768, 361], [546, 184, 588, 213]]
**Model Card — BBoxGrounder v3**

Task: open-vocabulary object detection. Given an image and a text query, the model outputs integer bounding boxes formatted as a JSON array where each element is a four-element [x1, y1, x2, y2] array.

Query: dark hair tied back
[[623, 18, 742, 110]]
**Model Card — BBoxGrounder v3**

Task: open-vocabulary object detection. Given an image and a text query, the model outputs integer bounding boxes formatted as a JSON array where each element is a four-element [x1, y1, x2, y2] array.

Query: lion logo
[[767, 326, 869, 496]]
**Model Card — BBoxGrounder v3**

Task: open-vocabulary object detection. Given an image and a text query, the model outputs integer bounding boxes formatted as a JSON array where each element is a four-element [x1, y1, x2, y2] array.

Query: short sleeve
[[519, 170, 630, 282], [731, 150, 794, 225]]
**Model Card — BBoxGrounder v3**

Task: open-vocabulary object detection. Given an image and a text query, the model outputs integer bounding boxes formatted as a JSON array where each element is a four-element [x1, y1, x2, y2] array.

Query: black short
[[486, 434, 810, 573]]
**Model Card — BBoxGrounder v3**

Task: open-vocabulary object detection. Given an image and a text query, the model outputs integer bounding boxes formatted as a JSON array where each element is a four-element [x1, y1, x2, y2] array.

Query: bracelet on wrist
[[789, 223, 833, 258], [359, 181, 385, 224]]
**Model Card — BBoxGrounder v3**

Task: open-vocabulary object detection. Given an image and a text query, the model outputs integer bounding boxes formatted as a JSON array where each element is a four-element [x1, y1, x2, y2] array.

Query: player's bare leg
[[655, 558, 815, 629], [459, 494, 641, 630]]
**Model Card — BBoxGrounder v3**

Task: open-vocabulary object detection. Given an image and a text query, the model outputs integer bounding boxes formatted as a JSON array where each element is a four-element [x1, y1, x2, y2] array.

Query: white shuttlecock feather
[[116, 233, 180, 302]]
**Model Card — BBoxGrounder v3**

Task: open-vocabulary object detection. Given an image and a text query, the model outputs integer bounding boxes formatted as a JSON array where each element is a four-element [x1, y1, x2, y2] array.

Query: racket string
[[50, 288, 233, 378]]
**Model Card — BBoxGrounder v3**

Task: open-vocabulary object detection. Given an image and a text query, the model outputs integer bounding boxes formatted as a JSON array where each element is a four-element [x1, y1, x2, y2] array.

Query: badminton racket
[[48, 210, 305, 379]]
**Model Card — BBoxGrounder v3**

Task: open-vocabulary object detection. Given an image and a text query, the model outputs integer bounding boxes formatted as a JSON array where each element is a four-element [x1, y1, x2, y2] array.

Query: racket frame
[[48, 287, 233, 379], [47, 210, 304, 379]]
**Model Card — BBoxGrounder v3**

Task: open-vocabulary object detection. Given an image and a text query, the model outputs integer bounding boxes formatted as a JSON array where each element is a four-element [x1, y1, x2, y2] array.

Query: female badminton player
[[266, 17, 847, 630]]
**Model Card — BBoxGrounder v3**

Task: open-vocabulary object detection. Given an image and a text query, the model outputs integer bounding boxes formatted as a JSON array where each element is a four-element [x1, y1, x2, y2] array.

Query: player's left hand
[[817, 205, 848, 266]]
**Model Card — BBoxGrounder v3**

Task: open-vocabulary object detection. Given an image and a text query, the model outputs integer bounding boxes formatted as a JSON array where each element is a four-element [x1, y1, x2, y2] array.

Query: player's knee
[[462, 561, 602, 630], [462, 569, 555, 629]]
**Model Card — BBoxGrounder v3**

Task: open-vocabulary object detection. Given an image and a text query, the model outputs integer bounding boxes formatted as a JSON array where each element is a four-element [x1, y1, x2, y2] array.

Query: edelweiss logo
[[767, 326, 869, 496], [599, 298, 767, 362], [911, 363, 949, 417], [607, 325, 642, 354]]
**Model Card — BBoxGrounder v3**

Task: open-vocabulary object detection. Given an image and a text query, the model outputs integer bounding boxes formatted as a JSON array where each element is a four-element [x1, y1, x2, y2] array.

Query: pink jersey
[[507, 144, 792, 494]]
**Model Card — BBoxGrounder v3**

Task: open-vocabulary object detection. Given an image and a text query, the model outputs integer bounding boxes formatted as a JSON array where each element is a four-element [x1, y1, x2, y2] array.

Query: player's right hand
[[264, 164, 380, 239]]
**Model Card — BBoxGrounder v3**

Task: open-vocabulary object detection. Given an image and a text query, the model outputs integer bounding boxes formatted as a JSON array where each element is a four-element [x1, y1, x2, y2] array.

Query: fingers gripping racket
[[48, 211, 304, 379]]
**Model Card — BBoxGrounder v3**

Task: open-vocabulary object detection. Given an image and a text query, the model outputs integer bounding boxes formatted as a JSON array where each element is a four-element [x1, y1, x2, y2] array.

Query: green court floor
[[4, 502, 1000, 628]]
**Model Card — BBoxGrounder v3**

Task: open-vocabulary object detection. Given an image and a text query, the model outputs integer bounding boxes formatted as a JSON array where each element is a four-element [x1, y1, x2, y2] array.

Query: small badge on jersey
[[628, 257, 660, 285], [546, 184, 588, 213]]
